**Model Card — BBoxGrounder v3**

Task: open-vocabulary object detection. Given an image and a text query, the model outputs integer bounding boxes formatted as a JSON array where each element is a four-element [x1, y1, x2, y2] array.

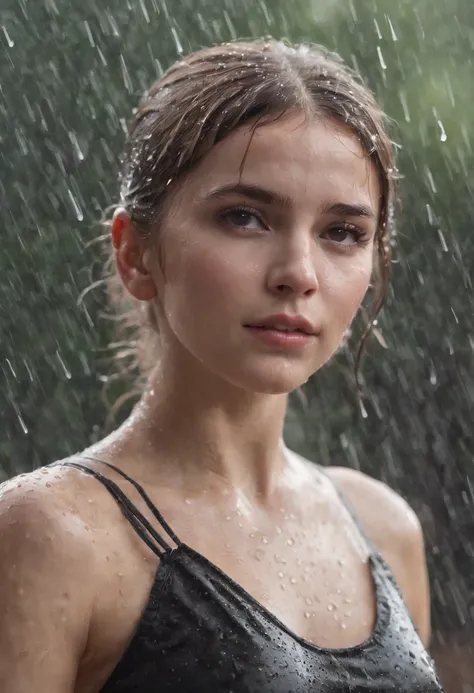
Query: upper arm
[[328, 466, 432, 647], [0, 472, 96, 692]]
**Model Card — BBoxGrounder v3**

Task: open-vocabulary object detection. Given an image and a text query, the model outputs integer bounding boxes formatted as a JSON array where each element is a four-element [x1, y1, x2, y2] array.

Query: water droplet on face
[[304, 611, 311, 619], [305, 596, 313, 606], [277, 571, 284, 579], [184, 498, 191, 505], [287, 538, 294, 546], [225, 515, 231, 521], [290, 577, 297, 585], [327, 602, 336, 612]]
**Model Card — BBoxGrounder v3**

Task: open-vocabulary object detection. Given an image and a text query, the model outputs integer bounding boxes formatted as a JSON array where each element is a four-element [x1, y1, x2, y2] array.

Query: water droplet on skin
[[225, 515, 231, 521], [290, 577, 297, 585], [304, 611, 311, 619], [277, 571, 284, 579], [184, 498, 191, 505], [327, 602, 336, 612], [305, 597, 313, 606], [287, 538, 294, 546], [261, 536, 268, 544]]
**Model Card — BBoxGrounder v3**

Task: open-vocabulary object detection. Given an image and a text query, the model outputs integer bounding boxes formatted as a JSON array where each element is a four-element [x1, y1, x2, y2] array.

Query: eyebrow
[[200, 183, 376, 219], [200, 183, 293, 209], [321, 201, 376, 219]]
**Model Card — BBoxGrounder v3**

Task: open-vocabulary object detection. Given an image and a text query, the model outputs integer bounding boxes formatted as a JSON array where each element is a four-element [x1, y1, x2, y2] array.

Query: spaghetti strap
[[317, 463, 380, 556], [80, 455, 182, 547], [56, 458, 181, 559]]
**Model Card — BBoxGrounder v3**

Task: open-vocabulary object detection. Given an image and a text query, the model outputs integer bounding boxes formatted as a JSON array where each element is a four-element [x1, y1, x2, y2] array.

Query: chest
[[97, 545, 442, 693], [79, 505, 378, 693]]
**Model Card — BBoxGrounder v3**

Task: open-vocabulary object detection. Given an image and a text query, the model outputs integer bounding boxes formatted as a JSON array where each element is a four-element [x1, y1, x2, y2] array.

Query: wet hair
[[103, 38, 396, 403]]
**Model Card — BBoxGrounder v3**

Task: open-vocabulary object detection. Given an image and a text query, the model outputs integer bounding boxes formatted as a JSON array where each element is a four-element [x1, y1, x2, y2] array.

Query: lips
[[245, 314, 317, 336]]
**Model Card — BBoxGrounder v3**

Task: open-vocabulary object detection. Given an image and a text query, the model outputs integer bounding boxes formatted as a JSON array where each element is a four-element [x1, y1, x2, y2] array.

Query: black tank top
[[61, 459, 444, 693]]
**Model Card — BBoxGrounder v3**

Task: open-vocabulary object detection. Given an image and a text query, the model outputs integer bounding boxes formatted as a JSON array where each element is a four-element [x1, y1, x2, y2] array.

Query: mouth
[[244, 314, 318, 336], [247, 324, 310, 334], [243, 314, 319, 350]]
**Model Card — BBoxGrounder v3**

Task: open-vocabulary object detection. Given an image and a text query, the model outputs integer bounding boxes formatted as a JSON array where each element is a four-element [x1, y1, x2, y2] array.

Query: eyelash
[[218, 205, 369, 247], [219, 206, 266, 230]]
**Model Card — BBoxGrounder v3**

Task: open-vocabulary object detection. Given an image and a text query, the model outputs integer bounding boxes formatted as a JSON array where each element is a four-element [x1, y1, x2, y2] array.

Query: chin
[[222, 361, 316, 396]]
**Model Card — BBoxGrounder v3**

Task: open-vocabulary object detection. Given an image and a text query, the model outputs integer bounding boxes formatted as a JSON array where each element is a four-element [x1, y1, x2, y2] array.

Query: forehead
[[177, 111, 380, 212]]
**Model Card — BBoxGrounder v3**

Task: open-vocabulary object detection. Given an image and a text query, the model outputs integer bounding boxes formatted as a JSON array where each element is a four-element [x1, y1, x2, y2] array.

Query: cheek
[[163, 240, 252, 327], [323, 257, 373, 326]]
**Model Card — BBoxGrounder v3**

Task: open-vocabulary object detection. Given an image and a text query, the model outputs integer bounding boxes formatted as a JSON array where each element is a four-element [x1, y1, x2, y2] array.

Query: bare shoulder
[[326, 465, 422, 538], [0, 460, 106, 556], [0, 462, 102, 691], [327, 465, 431, 646]]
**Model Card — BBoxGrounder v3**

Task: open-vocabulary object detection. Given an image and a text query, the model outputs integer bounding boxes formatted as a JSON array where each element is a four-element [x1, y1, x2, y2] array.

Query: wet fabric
[[60, 459, 444, 692]]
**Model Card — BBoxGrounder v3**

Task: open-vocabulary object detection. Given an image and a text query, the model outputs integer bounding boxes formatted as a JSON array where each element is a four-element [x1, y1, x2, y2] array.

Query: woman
[[0, 39, 443, 692]]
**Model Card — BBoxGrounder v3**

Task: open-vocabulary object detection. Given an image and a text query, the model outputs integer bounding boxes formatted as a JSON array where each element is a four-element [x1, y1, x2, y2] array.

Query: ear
[[111, 208, 157, 301]]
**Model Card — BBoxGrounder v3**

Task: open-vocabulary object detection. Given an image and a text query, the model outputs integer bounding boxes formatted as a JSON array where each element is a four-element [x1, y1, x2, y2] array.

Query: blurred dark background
[[1, 0, 472, 689]]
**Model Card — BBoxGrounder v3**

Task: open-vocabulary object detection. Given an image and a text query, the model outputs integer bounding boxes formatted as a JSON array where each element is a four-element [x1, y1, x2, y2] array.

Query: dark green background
[[1, 0, 473, 688]]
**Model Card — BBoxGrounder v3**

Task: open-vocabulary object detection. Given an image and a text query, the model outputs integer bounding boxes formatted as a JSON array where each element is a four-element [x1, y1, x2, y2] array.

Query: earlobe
[[111, 208, 158, 302]]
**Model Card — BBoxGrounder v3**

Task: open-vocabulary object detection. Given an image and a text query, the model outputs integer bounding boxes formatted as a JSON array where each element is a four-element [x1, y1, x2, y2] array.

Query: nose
[[266, 237, 319, 298]]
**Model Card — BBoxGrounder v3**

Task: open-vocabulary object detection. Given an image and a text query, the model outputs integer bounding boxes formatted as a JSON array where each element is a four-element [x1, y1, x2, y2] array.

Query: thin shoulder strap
[[317, 463, 380, 556], [56, 456, 182, 559]]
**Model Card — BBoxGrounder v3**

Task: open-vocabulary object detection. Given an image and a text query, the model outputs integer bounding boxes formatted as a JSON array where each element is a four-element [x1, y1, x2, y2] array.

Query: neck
[[105, 353, 290, 500]]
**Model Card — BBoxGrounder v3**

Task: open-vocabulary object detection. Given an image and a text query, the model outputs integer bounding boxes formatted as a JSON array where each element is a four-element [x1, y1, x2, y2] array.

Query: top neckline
[[165, 541, 391, 656]]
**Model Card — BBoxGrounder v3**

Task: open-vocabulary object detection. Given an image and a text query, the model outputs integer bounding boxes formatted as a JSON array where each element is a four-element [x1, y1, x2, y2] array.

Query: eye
[[220, 206, 266, 231], [323, 224, 367, 246]]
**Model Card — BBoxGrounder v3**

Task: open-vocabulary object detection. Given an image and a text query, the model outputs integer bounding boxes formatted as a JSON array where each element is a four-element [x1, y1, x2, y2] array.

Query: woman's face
[[139, 112, 380, 394]]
